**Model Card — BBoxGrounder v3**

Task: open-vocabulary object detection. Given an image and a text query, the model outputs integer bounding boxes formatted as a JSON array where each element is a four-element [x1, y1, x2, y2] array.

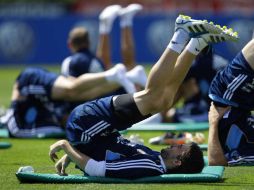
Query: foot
[[149, 132, 186, 145], [175, 14, 222, 37], [113, 64, 137, 94], [186, 25, 239, 55], [126, 65, 147, 88], [200, 26, 239, 44], [99, 5, 122, 33], [119, 4, 143, 17], [99, 5, 122, 21]]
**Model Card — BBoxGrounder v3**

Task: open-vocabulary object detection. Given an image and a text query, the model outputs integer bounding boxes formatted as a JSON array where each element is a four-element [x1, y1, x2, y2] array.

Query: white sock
[[185, 38, 208, 55], [126, 65, 147, 87], [99, 20, 111, 34], [99, 5, 122, 34], [105, 64, 136, 93], [104, 66, 118, 82], [167, 29, 190, 54], [120, 16, 133, 28]]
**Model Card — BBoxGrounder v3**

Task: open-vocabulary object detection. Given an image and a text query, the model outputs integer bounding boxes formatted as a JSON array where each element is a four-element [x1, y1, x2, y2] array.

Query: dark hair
[[68, 27, 90, 50], [169, 142, 204, 174]]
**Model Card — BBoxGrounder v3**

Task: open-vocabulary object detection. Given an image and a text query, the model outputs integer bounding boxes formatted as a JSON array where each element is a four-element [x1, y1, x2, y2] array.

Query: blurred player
[[61, 4, 146, 87], [49, 15, 238, 178], [0, 65, 135, 138], [61, 4, 146, 111]]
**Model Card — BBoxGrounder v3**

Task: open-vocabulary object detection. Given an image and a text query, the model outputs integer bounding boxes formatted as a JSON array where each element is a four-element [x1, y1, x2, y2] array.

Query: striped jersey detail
[[21, 85, 46, 96], [106, 159, 164, 174], [223, 74, 247, 101], [80, 120, 110, 142]]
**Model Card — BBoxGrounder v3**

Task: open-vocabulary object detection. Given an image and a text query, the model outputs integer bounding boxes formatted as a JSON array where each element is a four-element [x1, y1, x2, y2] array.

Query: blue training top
[[66, 96, 167, 179], [61, 48, 105, 77], [209, 52, 254, 110]]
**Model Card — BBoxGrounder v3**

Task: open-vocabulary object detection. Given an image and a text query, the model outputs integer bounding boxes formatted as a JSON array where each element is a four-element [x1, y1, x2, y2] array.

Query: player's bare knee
[[143, 90, 174, 113], [146, 94, 173, 113]]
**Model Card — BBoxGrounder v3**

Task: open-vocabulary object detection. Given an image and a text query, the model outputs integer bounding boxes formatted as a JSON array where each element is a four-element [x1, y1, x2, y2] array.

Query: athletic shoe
[[128, 134, 144, 145], [119, 3, 143, 17], [200, 26, 239, 44], [149, 132, 186, 145], [175, 14, 223, 37]]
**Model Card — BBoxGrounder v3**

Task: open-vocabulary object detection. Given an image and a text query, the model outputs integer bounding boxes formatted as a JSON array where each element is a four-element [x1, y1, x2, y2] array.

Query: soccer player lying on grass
[[0, 64, 137, 138], [208, 39, 254, 166], [49, 15, 238, 179]]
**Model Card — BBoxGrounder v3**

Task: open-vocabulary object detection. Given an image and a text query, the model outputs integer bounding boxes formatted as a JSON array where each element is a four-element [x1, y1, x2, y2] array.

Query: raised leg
[[97, 5, 122, 69], [134, 15, 239, 115], [52, 64, 136, 101], [119, 4, 143, 70]]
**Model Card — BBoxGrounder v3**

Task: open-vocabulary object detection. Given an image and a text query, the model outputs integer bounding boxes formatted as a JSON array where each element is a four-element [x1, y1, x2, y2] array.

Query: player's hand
[[209, 102, 230, 125], [49, 140, 68, 162], [55, 154, 70, 176]]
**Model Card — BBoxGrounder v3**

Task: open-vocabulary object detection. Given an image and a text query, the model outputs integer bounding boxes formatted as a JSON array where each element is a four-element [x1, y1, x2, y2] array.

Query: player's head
[[161, 142, 204, 174], [68, 27, 90, 52]]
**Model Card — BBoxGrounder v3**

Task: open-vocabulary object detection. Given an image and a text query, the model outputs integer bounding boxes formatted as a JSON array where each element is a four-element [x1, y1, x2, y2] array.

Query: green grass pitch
[[0, 65, 254, 190]]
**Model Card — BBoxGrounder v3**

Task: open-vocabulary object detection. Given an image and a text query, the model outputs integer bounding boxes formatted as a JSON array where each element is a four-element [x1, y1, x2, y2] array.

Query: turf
[[1, 66, 254, 190]]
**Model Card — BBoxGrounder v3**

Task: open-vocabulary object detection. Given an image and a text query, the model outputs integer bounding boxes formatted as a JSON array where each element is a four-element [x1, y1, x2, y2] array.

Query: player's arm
[[208, 102, 228, 166], [49, 140, 106, 176]]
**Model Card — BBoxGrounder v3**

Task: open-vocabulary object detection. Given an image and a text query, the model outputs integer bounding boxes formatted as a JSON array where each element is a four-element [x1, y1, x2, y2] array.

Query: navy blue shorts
[[66, 96, 135, 143], [17, 67, 58, 100], [209, 52, 254, 110], [218, 108, 254, 165]]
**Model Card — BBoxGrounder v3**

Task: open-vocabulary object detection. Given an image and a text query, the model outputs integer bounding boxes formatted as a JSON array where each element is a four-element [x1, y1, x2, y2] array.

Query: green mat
[[0, 128, 65, 139], [128, 122, 209, 132], [0, 128, 9, 138], [199, 144, 208, 151], [0, 142, 11, 149], [16, 165, 224, 183]]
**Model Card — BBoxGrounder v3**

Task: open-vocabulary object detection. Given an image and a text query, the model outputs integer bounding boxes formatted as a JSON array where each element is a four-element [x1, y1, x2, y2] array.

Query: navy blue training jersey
[[61, 48, 126, 99], [209, 52, 254, 110], [105, 152, 166, 179], [61, 48, 105, 77], [218, 108, 254, 166], [66, 95, 167, 178]]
